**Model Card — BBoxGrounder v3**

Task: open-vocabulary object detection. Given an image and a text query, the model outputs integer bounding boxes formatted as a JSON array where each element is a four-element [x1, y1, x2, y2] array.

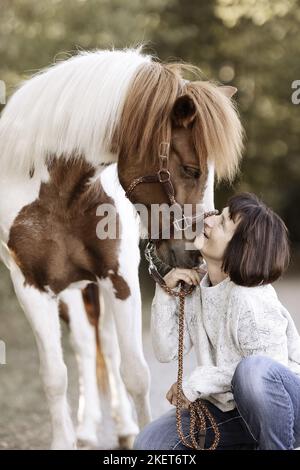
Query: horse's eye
[[182, 165, 200, 179]]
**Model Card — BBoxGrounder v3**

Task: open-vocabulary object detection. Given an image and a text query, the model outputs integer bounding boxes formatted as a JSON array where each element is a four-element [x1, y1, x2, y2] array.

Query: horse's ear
[[219, 86, 237, 98], [171, 95, 197, 128]]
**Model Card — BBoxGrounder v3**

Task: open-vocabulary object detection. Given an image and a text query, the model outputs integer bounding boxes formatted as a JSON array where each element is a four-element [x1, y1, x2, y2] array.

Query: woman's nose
[[204, 215, 216, 228]]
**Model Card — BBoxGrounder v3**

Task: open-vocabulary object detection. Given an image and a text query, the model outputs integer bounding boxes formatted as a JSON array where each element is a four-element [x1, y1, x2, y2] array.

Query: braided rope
[[160, 282, 220, 450]]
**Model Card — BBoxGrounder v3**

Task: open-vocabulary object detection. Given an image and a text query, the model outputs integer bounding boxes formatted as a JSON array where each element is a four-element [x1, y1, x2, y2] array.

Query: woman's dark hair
[[222, 193, 290, 287]]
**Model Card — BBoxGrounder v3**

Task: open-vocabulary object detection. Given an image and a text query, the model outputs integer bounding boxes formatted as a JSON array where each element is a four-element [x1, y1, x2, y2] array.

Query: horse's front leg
[[59, 287, 102, 448], [99, 290, 139, 448], [10, 260, 76, 450], [99, 276, 151, 430]]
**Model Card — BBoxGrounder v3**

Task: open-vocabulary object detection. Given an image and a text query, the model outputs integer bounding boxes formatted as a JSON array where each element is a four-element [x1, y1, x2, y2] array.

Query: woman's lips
[[203, 211, 216, 239]]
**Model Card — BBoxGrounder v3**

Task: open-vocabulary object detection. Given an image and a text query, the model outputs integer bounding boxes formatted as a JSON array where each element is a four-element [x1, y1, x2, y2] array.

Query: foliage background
[[0, 0, 300, 261]]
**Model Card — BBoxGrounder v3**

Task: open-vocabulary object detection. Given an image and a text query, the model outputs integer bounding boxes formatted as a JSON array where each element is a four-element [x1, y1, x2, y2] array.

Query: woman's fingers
[[167, 388, 191, 408], [175, 271, 192, 284], [192, 270, 200, 284], [181, 398, 191, 409], [176, 269, 199, 285], [176, 272, 194, 285], [164, 267, 202, 288], [166, 389, 172, 403], [194, 265, 207, 276], [166, 383, 179, 405], [163, 269, 178, 288]]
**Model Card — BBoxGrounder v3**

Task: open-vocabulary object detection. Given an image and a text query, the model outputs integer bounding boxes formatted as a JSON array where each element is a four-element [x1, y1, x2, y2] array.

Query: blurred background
[[0, 0, 300, 449]]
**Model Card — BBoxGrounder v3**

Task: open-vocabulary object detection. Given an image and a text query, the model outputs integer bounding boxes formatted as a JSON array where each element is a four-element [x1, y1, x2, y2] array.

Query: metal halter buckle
[[158, 169, 171, 183], [159, 142, 170, 159]]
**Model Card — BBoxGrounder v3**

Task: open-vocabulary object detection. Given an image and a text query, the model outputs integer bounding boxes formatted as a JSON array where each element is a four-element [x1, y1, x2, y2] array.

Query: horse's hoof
[[118, 434, 136, 450], [77, 426, 99, 449], [51, 439, 77, 450]]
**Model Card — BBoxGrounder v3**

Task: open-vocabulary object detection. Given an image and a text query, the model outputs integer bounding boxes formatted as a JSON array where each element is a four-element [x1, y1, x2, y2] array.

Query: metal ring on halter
[[158, 169, 171, 183]]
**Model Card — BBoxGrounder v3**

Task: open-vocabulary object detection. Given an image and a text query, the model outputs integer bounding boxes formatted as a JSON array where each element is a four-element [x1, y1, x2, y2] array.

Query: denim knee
[[133, 426, 151, 450], [231, 355, 279, 404], [133, 409, 180, 450]]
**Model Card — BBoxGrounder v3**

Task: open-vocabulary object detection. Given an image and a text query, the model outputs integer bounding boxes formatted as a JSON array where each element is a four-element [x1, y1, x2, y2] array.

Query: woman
[[134, 193, 300, 450]]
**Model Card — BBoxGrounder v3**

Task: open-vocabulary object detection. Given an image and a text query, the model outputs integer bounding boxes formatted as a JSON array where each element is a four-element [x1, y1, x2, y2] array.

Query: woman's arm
[[151, 270, 200, 363]]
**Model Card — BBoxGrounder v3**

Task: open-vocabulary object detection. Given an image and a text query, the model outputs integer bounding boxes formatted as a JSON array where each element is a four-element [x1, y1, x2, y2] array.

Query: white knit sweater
[[151, 273, 300, 412]]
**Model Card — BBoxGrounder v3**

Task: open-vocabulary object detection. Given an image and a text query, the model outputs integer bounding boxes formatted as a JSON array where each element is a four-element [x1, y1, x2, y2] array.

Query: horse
[[0, 47, 243, 449]]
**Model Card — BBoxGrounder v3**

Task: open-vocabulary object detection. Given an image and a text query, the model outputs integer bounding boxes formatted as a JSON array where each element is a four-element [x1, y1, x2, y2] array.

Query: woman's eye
[[182, 166, 200, 179]]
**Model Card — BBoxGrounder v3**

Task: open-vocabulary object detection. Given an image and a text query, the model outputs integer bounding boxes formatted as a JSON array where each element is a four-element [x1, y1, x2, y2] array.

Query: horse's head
[[116, 62, 243, 267]]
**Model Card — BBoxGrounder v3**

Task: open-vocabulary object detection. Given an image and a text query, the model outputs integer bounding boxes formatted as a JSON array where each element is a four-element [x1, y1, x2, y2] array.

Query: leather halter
[[125, 142, 176, 206], [124, 142, 218, 238]]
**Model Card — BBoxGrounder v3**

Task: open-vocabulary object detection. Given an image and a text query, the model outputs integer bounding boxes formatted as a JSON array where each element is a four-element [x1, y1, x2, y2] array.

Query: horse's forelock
[[115, 62, 187, 164], [187, 81, 244, 182]]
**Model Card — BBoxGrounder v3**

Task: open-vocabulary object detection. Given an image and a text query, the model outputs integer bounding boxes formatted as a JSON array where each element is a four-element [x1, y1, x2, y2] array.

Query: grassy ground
[[0, 262, 299, 449]]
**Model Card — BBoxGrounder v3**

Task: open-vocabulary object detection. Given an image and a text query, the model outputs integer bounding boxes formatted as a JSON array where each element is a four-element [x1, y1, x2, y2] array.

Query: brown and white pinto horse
[[0, 48, 243, 449]]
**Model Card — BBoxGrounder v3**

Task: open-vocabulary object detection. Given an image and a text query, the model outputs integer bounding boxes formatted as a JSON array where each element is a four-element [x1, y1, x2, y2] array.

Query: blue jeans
[[134, 356, 300, 450]]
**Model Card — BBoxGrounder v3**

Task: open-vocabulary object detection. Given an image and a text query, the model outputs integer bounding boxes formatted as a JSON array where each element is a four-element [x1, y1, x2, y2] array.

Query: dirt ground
[[0, 263, 299, 450]]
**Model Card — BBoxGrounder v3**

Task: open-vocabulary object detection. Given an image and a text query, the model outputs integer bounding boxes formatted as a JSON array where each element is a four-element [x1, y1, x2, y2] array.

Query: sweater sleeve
[[237, 292, 289, 363], [182, 363, 237, 402], [151, 283, 197, 363]]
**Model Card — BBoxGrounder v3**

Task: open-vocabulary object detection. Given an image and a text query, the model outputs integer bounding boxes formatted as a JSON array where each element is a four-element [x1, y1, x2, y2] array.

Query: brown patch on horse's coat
[[58, 299, 70, 326], [8, 157, 130, 299], [108, 271, 131, 300], [82, 283, 101, 328], [82, 283, 108, 391]]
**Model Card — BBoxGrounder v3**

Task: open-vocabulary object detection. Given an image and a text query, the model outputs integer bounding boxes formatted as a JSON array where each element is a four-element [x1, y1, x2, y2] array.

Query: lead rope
[[159, 281, 220, 450]]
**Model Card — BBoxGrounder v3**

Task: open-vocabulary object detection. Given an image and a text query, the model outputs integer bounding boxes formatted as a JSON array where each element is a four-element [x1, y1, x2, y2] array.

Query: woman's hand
[[163, 266, 205, 289], [166, 382, 191, 409]]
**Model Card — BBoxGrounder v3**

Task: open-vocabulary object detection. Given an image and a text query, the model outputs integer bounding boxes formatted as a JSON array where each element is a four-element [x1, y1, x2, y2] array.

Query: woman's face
[[194, 207, 240, 262]]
